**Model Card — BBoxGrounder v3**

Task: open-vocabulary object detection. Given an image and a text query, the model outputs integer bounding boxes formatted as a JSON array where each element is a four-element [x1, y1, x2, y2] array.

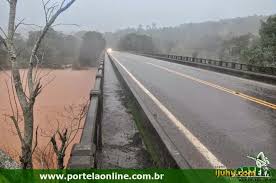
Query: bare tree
[[35, 103, 87, 169], [33, 142, 55, 169], [0, 0, 76, 169], [50, 104, 87, 169]]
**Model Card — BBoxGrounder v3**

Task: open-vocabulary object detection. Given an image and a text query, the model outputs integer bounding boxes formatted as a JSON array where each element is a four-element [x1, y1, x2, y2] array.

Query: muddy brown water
[[0, 68, 96, 168]]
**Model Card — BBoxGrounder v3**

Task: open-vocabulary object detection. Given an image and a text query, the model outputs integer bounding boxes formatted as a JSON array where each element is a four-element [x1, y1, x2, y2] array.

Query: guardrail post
[[248, 65, 252, 72], [231, 63, 235, 69], [68, 144, 96, 168], [272, 67, 276, 75]]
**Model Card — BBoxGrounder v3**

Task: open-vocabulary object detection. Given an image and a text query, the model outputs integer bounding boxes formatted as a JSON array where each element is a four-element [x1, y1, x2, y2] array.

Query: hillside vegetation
[[106, 15, 276, 66], [0, 30, 106, 69]]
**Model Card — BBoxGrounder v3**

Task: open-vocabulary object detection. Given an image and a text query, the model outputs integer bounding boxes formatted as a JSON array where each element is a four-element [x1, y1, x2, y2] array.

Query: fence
[[68, 53, 105, 168], [139, 52, 276, 76]]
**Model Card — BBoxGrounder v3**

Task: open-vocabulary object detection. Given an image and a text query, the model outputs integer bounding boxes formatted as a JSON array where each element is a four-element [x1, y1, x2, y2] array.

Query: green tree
[[27, 29, 63, 67], [260, 16, 276, 49], [241, 16, 276, 66], [219, 34, 254, 61], [118, 33, 156, 53], [27, 28, 80, 68], [79, 31, 106, 67], [259, 16, 276, 66]]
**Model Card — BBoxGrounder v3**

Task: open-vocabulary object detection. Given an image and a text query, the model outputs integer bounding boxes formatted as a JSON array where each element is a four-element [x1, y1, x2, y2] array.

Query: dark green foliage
[[219, 34, 255, 61], [218, 16, 276, 66], [27, 28, 79, 68], [0, 28, 92, 69], [0, 29, 106, 69], [260, 16, 276, 49], [106, 16, 267, 59], [118, 33, 156, 53], [78, 31, 106, 67], [241, 44, 274, 66], [241, 16, 276, 66]]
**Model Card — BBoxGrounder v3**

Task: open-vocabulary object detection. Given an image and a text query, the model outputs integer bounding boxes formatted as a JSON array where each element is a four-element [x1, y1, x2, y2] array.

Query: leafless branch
[[52, 23, 80, 27], [33, 57, 42, 85], [10, 76, 19, 122], [46, 4, 59, 21], [60, 0, 66, 9], [33, 140, 55, 169], [0, 27, 7, 48], [28, 0, 76, 98], [0, 35, 7, 48], [4, 78, 24, 144], [0, 27, 8, 38], [36, 69, 53, 82], [23, 69, 29, 95], [32, 126, 39, 155], [20, 23, 43, 29], [47, 102, 87, 169], [36, 0, 76, 55], [29, 81, 42, 105], [41, 75, 56, 90], [42, 0, 51, 23], [5, 80, 15, 117], [65, 104, 86, 148], [14, 18, 25, 32], [10, 116, 24, 144]]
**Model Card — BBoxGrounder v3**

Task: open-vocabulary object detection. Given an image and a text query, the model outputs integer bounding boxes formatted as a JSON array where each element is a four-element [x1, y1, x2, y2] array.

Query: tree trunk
[[20, 107, 34, 169], [21, 141, 33, 169], [57, 154, 65, 169], [4, 0, 76, 170], [9, 47, 33, 169]]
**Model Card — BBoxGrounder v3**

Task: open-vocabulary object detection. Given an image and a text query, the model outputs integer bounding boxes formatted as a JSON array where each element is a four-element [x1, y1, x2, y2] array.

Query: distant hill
[[105, 15, 270, 59]]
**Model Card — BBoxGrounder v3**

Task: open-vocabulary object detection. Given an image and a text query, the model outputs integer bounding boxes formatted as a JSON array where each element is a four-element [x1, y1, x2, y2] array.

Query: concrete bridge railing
[[145, 53, 276, 75], [68, 53, 105, 168], [133, 52, 276, 84]]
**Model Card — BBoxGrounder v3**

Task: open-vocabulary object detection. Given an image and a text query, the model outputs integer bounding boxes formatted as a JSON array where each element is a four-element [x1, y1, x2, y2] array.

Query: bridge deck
[[109, 51, 276, 168]]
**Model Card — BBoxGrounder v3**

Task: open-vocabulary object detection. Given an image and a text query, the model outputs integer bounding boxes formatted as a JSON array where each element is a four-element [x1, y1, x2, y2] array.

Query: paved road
[[109, 51, 276, 168]]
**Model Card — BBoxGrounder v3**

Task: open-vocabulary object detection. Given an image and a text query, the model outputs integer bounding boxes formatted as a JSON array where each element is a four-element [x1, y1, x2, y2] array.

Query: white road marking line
[[109, 53, 226, 168]]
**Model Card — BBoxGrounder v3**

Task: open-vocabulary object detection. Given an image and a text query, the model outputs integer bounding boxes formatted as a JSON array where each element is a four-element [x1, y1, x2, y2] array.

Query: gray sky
[[0, 0, 276, 33]]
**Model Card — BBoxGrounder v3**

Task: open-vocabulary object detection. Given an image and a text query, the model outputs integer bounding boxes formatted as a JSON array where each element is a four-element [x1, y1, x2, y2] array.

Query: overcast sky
[[0, 0, 275, 33]]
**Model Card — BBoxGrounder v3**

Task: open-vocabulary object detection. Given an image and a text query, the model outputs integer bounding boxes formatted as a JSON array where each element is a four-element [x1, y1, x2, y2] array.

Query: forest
[[108, 15, 276, 67], [0, 29, 105, 69], [1, 15, 275, 70]]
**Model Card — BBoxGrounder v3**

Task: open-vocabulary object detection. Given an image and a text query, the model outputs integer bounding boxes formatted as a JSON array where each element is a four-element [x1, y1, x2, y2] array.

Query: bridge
[[69, 51, 276, 169]]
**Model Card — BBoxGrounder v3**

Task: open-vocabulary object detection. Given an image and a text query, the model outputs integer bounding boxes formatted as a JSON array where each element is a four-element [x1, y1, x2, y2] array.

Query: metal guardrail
[[68, 53, 105, 168], [138, 52, 276, 76]]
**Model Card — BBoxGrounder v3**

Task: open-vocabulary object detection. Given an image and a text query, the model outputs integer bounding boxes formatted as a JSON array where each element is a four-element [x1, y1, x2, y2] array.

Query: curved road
[[109, 51, 276, 168]]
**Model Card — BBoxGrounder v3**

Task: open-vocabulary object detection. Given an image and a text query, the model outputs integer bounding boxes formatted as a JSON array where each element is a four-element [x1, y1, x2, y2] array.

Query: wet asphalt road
[[109, 51, 276, 168]]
